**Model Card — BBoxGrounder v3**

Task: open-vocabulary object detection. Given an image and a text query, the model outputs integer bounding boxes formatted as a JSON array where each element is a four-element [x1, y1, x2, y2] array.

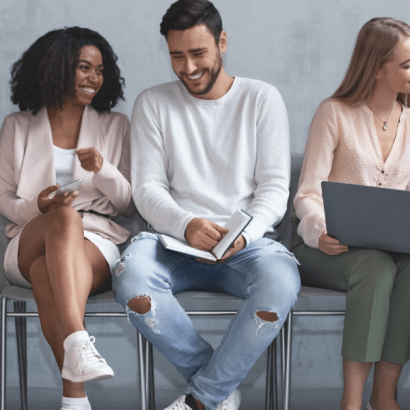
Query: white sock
[[62, 395, 89, 404], [63, 330, 89, 352]]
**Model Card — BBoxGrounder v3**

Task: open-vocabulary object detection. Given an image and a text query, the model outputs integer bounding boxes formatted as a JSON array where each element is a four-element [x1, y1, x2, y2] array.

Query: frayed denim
[[113, 232, 300, 410]]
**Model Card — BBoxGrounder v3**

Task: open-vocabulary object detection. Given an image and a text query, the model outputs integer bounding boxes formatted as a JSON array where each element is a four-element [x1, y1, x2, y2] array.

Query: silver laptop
[[322, 181, 410, 254]]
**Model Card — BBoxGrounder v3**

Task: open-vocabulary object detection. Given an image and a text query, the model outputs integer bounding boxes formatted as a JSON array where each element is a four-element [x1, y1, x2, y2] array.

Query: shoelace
[[80, 336, 105, 365], [216, 398, 228, 410]]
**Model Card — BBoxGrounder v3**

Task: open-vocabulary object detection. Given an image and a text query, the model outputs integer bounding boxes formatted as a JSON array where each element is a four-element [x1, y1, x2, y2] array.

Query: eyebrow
[[79, 59, 104, 67], [400, 58, 410, 66], [169, 47, 207, 55]]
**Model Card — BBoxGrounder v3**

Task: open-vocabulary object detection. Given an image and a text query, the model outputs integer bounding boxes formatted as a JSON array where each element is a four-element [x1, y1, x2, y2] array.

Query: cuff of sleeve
[[242, 232, 250, 247], [177, 214, 197, 242], [297, 217, 326, 249], [242, 217, 268, 245], [27, 196, 42, 219], [92, 159, 118, 185]]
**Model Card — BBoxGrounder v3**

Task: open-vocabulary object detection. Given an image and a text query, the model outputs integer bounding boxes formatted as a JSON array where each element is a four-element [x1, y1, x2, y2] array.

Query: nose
[[88, 69, 98, 83], [184, 57, 197, 75]]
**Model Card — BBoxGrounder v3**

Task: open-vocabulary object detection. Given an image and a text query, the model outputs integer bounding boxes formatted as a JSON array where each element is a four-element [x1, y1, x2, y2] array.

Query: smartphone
[[49, 179, 82, 199]]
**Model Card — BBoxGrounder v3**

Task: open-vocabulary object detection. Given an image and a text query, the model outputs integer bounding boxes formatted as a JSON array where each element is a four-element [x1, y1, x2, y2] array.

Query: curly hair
[[10, 27, 125, 114]]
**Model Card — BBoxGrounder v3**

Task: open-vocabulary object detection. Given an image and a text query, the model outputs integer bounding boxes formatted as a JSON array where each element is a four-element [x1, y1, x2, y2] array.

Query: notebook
[[159, 210, 253, 261]]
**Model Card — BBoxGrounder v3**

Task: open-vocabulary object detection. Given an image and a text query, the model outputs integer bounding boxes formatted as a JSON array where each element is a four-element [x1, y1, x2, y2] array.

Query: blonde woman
[[292, 18, 410, 410]]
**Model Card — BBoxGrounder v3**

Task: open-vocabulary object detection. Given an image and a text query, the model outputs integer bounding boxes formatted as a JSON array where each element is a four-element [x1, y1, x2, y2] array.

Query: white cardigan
[[0, 105, 136, 244]]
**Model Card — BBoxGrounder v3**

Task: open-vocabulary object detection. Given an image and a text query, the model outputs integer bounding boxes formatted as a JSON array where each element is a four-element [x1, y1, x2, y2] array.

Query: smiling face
[[167, 24, 227, 98], [70, 45, 104, 107], [376, 36, 410, 95]]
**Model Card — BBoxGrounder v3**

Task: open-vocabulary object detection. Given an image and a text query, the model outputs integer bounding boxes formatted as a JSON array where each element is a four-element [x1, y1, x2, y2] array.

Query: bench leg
[[145, 341, 155, 410], [137, 331, 147, 410], [273, 338, 278, 410], [1, 298, 7, 410], [14, 302, 27, 410], [265, 336, 279, 410], [281, 322, 286, 390], [265, 342, 272, 410], [283, 311, 293, 410]]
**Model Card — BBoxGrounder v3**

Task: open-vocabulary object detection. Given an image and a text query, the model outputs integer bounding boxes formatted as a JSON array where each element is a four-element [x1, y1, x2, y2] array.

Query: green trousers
[[291, 232, 410, 364]]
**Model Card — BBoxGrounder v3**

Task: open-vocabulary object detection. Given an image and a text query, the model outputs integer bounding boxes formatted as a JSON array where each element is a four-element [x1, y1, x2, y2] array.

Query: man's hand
[[221, 234, 246, 260], [318, 232, 348, 255], [76, 148, 103, 173], [38, 185, 79, 213], [185, 218, 229, 251]]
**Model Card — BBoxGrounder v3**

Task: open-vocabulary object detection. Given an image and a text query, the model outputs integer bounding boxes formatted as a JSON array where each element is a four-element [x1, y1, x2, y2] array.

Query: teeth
[[187, 72, 204, 80], [81, 87, 95, 94]]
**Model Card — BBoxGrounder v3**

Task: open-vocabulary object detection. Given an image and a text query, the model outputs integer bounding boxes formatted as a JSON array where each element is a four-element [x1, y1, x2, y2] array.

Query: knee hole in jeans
[[128, 295, 151, 314], [256, 311, 278, 322]]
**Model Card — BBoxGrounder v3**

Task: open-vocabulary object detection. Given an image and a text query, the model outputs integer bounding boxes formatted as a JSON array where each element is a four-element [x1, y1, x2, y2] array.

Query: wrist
[[94, 158, 103, 173]]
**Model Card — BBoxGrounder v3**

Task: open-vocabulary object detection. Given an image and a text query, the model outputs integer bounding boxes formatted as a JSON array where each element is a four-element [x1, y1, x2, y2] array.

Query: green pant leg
[[382, 252, 410, 364], [291, 231, 396, 362]]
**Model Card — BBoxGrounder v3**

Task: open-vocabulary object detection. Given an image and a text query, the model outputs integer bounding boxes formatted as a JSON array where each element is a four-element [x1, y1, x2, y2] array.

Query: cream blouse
[[294, 99, 410, 248]]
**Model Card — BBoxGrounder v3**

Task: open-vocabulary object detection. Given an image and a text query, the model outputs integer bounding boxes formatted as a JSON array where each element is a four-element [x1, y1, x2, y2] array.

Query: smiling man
[[113, 1, 301, 409]]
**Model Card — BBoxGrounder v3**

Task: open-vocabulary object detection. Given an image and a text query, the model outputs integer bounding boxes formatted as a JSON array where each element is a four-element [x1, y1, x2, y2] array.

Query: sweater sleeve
[[242, 86, 291, 244], [294, 101, 339, 248], [0, 115, 42, 226], [92, 114, 136, 217], [131, 90, 196, 240]]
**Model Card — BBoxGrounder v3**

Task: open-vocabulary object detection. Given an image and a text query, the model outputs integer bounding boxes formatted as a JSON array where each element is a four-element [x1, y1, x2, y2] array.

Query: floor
[[5, 386, 410, 410]]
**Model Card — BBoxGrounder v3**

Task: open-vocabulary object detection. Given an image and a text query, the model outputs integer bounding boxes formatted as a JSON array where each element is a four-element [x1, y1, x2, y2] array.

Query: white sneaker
[[366, 404, 373, 410], [60, 400, 91, 410], [60, 404, 91, 410], [61, 336, 114, 383], [163, 395, 197, 410], [216, 389, 241, 410]]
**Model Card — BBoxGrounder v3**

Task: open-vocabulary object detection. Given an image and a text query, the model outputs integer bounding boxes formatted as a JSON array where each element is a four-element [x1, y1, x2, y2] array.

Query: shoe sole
[[61, 367, 114, 383]]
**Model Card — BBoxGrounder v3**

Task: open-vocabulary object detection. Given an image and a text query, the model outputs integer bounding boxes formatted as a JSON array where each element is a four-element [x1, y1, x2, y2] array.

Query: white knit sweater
[[130, 77, 290, 245]]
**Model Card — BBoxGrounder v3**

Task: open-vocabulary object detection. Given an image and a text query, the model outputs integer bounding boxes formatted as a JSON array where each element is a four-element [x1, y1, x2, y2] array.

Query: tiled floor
[[5, 386, 410, 410]]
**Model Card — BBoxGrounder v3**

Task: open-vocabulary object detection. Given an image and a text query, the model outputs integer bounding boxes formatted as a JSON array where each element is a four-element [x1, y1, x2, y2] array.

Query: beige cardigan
[[0, 106, 136, 244], [294, 100, 410, 249]]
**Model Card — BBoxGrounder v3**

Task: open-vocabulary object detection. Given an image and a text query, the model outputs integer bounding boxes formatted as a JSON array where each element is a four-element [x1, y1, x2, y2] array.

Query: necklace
[[367, 100, 397, 131]]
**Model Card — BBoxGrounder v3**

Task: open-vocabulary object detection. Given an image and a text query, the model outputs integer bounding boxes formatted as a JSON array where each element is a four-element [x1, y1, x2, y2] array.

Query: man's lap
[[112, 232, 300, 302]]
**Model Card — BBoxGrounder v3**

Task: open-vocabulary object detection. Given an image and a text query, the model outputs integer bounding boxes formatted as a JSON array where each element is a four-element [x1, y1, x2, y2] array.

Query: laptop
[[322, 181, 410, 254]]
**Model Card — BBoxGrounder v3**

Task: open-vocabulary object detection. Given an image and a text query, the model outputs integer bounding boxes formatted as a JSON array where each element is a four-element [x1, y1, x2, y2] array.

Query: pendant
[[383, 122, 388, 131]]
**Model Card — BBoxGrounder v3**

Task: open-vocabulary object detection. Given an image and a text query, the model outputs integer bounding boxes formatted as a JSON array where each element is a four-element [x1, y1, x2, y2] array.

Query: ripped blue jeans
[[113, 232, 300, 410]]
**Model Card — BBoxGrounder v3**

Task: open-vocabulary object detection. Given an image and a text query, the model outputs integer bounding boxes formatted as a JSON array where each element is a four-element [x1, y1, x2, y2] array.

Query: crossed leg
[[18, 207, 111, 397]]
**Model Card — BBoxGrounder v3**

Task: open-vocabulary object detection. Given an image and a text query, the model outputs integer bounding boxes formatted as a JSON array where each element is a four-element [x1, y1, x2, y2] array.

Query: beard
[[177, 52, 223, 96]]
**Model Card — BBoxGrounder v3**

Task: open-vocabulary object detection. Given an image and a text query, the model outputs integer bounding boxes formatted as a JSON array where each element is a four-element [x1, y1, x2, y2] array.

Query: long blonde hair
[[330, 18, 410, 106]]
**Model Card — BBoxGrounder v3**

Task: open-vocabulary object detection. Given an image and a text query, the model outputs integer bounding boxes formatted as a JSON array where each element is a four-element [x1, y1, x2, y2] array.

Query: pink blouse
[[294, 99, 410, 248]]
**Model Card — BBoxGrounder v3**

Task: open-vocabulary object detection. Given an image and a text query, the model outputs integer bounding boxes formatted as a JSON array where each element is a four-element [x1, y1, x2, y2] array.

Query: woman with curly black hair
[[0, 27, 135, 410]]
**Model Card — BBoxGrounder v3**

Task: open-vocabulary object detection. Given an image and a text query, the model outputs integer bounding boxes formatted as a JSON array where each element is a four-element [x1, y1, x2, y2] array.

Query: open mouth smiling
[[187, 72, 204, 80], [80, 87, 96, 94]]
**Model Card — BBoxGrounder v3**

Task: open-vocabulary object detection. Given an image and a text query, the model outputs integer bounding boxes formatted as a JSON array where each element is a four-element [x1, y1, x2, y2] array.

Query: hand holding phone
[[48, 179, 82, 199], [38, 180, 81, 214]]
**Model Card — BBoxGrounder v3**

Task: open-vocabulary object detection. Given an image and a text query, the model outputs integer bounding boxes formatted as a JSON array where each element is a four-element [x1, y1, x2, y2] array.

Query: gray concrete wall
[[2, 0, 410, 396]]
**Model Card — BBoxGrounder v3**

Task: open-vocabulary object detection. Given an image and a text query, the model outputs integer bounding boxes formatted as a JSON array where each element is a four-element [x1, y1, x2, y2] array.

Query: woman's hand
[[318, 232, 349, 255], [38, 185, 79, 214], [76, 148, 103, 173]]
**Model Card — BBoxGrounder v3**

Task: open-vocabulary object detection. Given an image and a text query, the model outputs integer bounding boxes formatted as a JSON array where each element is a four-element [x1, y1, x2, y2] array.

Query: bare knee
[[46, 206, 81, 230], [128, 296, 151, 314], [257, 311, 278, 322]]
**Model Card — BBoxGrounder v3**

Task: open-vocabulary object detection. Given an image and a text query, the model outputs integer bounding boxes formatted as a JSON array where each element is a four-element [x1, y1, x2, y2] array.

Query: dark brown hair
[[160, 0, 223, 45]]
